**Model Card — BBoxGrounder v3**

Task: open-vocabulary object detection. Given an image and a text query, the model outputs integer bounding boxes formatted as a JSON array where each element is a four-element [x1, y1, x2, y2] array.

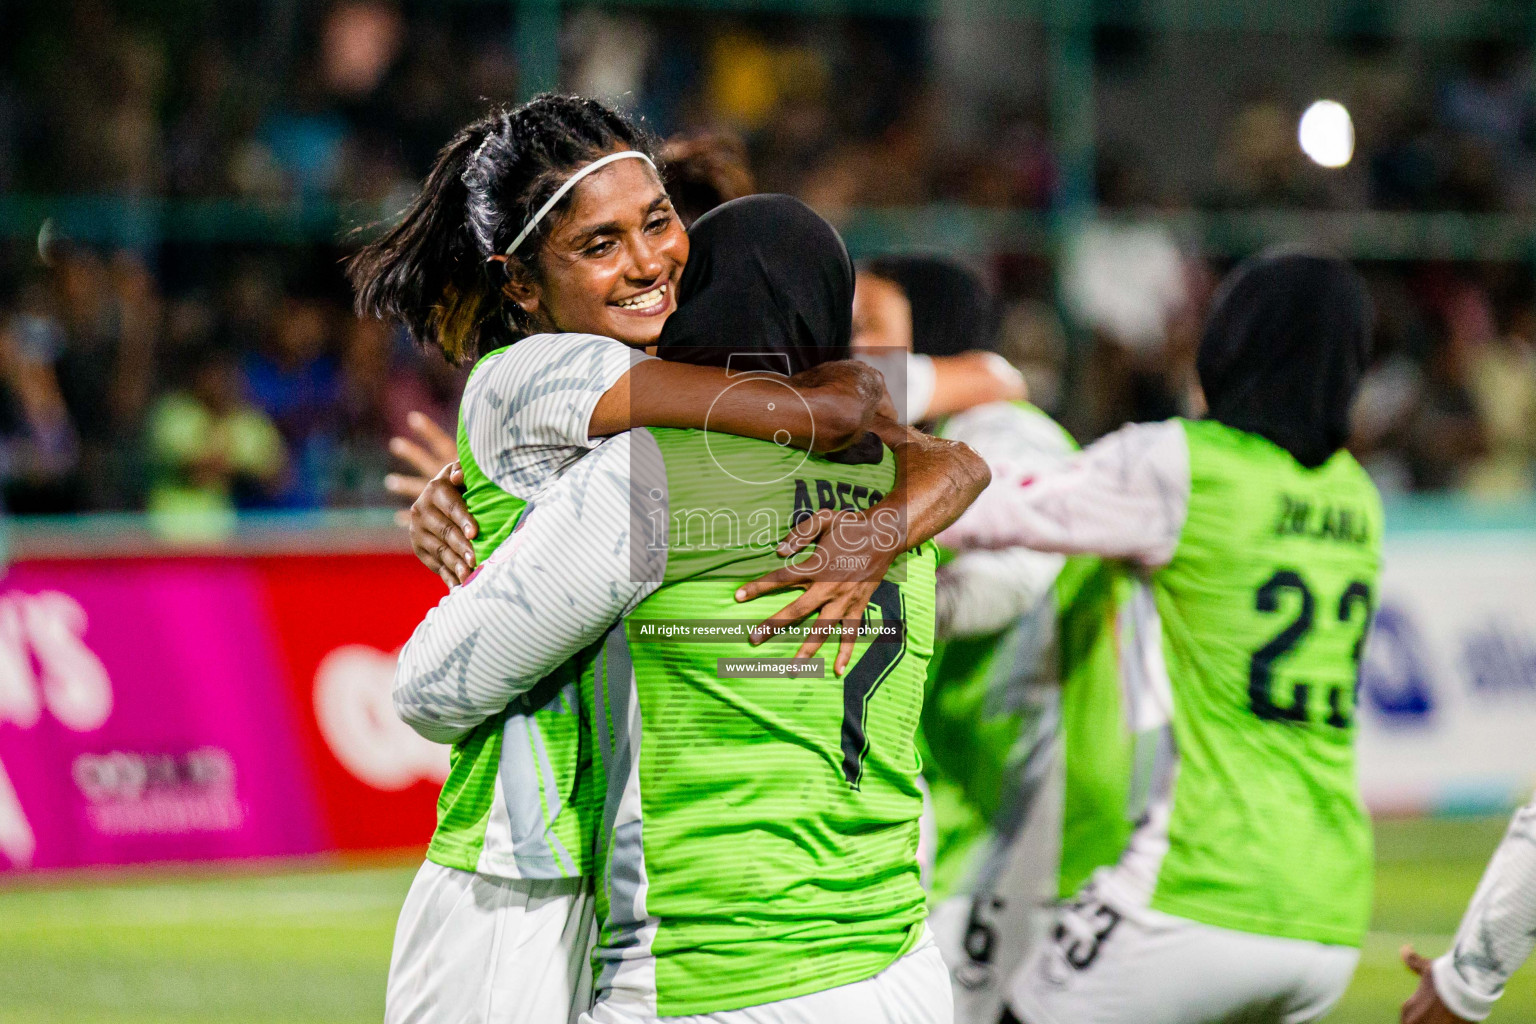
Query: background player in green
[[944, 251, 1383, 1024], [395, 196, 989, 1023], [842, 255, 1139, 1024]]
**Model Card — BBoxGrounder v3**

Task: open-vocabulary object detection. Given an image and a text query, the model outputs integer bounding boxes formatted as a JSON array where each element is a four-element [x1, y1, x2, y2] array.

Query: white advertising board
[[1358, 528, 1536, 814]]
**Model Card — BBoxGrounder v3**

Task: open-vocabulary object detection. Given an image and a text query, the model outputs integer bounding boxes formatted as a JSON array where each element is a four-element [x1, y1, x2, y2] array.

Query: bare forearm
[[925, 352, 1026, 420], [593, 359, 882, 451], [867, 415, 990, 552]]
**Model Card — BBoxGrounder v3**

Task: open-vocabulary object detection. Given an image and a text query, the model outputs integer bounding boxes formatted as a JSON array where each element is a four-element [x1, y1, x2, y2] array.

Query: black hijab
[[655, 194, 854, 374], [861, 255, 1002, 357], [1197, 250, 1373, 469]]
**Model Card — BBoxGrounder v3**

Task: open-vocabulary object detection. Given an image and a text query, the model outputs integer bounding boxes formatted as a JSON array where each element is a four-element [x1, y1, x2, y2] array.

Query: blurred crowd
[[1055, 236, 1536, 498], [0, 242, 464, 520], [0, 0, 1533, 520]]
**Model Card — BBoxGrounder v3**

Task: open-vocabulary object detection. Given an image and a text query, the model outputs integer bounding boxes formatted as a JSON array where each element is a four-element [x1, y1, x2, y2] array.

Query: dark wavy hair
[[347, 94, 655, 363]]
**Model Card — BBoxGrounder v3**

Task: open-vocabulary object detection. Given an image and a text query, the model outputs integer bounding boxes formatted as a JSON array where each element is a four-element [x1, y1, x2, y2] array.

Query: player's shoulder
[[517, 331, 636, 354], [463, 333, 641, 424], [1322, 447, 1386, 522], [472, 332, 634, 383], [1088, 417, 1188, 460], [944, 400, 1076, 455]]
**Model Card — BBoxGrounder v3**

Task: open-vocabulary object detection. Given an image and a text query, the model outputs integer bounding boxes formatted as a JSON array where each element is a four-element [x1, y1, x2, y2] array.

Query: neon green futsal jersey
[[395, 417, 936, 1014], [921, 404, 1075, 810], [421, 333, 646, 879], [917, 401, 1139, 905], [941, 415, 1384, 947], [589, 428, 937, 1017], [919, 402, 1077, 901], [920, 551, 1140, 904], [1134, 418, 1382, 945]]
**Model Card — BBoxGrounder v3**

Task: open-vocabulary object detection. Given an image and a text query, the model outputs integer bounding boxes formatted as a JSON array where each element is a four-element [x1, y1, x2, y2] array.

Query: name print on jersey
[[1271, 493, 1373, 545], [792, 476, 887, 521], [646, 475, 902, 558]]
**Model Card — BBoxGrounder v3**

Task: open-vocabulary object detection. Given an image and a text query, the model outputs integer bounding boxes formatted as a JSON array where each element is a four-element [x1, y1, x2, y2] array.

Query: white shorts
[[580, 931, 953, 1024], [926, 733, 1063, 1024], [385, 860, 597, 1024], [930, 885, 1047, 1024], [1007, 887, 1359, 1024]]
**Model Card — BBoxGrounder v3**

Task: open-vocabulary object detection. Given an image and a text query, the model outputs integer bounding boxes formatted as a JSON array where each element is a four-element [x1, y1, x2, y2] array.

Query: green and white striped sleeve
[[394, 430, 668, 743]]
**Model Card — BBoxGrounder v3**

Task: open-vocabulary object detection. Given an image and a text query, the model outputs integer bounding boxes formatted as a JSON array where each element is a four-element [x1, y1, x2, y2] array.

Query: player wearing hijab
[[946, 251, 1382, 1024], [852, 256, 1026, 426], [354, 98, 977, 1024], [396, 196, 985, 1024]]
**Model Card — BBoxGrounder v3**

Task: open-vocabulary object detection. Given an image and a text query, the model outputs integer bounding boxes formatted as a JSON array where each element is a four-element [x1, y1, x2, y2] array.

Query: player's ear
[[491, 254, 543, 318]]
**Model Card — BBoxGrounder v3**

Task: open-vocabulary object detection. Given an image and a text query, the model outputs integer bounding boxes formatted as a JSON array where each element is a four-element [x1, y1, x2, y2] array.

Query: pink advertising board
[[0, 552, 445, 874]]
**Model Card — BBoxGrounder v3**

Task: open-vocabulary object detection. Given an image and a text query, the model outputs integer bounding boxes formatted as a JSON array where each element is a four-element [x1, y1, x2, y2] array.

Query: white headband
[[503, 150, 657, 257]]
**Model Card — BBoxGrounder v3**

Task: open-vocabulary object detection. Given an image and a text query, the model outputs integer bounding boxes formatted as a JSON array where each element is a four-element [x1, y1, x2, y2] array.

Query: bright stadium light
[[1298, 100, 1354, 168]]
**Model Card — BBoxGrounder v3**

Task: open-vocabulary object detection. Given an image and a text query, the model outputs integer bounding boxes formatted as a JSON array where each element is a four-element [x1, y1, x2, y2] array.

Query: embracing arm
[[853, 350, 1024, 424], [736, 415, 989, 672], [864, 414, 991, 551], [391, 349, 888, 585], [925, 352, 1026, 421], [393, 434, 663, 743], [590, 357, 885, 453], [936, 419, 1190, 566]]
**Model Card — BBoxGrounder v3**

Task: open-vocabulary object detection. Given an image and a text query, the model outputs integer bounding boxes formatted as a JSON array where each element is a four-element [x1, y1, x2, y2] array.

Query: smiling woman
[[342, 94, 991, 1024], [495, 153, 687, 345], [345, 96, 879, 462], [347, 93, 684, 360]]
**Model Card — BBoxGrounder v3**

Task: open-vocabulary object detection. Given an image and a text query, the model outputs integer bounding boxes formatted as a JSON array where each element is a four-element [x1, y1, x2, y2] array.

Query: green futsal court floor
[[0, 815, 1530, 1023]]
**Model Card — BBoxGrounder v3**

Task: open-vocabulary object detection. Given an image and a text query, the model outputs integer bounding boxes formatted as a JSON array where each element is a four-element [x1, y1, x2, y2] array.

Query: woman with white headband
[[349, 94, 984, 1024]]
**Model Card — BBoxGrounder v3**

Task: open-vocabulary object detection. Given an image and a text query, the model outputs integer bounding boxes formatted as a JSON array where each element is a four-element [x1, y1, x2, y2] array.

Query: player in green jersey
[[921, 552, 1140, 1024], [944, 251, 1382, 1024], [354, 98, 980, 1024], [394, 196, 988, 1023], [839, 256, 1139, 1024]]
